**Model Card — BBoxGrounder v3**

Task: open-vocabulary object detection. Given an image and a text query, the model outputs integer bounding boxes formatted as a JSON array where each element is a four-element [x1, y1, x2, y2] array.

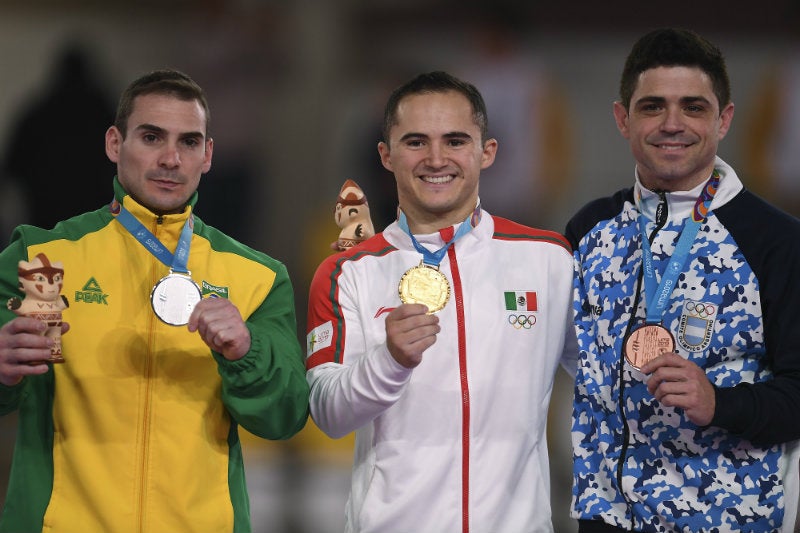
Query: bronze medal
[[623, 323, 676, 370], [398, 262, 450, 314], [150, 272, 202, 326]]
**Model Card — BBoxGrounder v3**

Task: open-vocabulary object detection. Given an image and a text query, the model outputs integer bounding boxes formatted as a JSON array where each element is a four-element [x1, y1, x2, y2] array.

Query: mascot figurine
[[334, 179, 375, 251], [7, 252, 69, 363]]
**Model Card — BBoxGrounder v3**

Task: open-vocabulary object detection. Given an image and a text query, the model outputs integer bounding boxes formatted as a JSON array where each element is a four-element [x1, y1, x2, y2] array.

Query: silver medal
[[150, 272, 202, 326]]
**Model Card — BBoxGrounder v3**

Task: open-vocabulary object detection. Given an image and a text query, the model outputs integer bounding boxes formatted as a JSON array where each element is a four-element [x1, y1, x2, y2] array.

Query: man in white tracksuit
[[306, 71, 577, 533]]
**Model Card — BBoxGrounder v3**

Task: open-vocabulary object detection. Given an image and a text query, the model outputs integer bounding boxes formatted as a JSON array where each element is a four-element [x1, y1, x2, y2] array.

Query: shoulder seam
[[492, 230, 571, 252]]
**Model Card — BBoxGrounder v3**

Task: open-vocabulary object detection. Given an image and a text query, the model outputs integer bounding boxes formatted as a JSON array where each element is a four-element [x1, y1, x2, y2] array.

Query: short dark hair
[[619, 28, 731, 111], [114, 69, 210, 138], [381, 71, 489, 143]]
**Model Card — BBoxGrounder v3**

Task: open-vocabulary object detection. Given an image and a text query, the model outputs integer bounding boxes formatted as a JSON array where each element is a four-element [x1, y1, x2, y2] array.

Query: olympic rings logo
[[684, 301, 715, 318], [508, 314, 536, 329]]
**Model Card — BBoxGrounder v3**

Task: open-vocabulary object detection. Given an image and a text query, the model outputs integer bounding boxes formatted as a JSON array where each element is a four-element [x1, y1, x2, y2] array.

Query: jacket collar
[[111, 176, 198, 230], [634, 156, 743, 223]]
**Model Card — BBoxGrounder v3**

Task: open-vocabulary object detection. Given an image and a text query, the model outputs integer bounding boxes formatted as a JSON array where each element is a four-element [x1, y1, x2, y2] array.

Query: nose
[[660, 105, 685, 133], [424, 142, 447, 168], [158, 144, 181, 169]]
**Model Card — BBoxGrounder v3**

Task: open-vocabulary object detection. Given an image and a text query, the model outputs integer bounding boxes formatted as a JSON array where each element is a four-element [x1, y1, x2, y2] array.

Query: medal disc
[[623, 323, 676, 370], [398, 263, 450, 313], [150, 273, 202, 326]]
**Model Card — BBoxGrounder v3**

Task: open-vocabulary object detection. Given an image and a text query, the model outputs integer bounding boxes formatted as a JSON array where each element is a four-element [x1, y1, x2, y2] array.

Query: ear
[[105, 126, 122, 163], [717, 102, 735, 141], [480, 138, 498, 170], [612, 101, 631, 139], [377, 141, 392, 172], [202, 137, 214, 174]]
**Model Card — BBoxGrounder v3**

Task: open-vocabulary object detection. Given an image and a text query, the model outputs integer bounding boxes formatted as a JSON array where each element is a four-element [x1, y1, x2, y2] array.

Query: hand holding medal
[[384, 303, 440, 368], [114, 202, 251, 359], [188, 297, 251, 361], [639, 350, 716, 426]]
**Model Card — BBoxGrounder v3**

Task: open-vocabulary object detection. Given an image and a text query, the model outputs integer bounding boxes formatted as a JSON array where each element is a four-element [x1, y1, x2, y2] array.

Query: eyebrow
[[134, 123, 205, 140], [398, 131, 473, 142], [634, 95, 712, 106]]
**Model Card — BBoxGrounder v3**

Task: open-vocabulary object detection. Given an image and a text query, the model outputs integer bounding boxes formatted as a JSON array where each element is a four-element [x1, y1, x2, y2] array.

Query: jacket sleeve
[[305, 254, 412, 439], [0, 230, 32, 414], [212, 262, 309, 440], [0, 381, 26, 416], [710, 192, 800, 445], [559, 255, 582, 379]]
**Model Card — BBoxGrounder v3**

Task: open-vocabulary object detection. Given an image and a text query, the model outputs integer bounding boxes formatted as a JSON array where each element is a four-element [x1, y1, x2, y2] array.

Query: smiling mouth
[[656, 144, 690, 150], [420, 175, 455, 184]]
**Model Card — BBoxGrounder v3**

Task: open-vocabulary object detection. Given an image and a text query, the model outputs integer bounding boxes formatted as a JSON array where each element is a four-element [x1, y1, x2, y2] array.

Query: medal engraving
[[151, 273, 202, 326], [623, 323, 675, 370], [398, 262, 450, 313]]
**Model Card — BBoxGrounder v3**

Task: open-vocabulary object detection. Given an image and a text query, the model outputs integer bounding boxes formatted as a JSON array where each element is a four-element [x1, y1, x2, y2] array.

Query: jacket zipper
[[446, 235, 470, 533], [137, 215, 164, 532], [617, 192, 667, 528]]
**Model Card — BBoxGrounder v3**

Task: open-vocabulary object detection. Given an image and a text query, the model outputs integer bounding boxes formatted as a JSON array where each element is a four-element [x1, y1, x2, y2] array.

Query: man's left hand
[[188, 298, 250, 361], [641, 352, 715, 426]]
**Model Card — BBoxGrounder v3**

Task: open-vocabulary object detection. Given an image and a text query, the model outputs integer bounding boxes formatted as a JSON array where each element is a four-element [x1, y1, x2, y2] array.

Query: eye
[[405, 139, 424, 148], [640, 103, 662, 113], [142, 132, 160, 144]]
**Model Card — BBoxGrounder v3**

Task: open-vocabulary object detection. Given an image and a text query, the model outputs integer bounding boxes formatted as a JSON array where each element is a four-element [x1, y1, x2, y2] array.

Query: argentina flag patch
[[678, 299, 717, 352]]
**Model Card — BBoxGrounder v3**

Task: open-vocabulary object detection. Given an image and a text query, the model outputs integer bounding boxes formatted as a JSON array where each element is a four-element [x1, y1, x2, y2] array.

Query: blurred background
[[0, 1, 798, 532]]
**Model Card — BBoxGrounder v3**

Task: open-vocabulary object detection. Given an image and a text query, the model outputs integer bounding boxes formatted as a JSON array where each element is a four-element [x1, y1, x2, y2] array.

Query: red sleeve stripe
[[306, 241, 396, 369], [491, 216, 571, 252]]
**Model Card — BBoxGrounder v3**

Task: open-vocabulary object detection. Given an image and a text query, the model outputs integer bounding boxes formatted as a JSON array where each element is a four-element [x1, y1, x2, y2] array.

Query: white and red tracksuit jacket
[[306, 210, 577, 533]]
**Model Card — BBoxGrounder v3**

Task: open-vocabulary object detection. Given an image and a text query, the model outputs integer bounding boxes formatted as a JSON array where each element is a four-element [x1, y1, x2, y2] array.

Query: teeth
[[657, 144, 687, 150], [422, 175, 454, 184]]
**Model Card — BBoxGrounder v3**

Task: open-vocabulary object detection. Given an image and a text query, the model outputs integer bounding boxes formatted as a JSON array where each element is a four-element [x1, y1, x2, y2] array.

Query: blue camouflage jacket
[[566, 158, 800, 532]]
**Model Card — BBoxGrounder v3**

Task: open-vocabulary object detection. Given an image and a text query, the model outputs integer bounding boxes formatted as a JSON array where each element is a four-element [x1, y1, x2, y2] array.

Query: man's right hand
[[0, 317, 62, 386], [384, 304, 440, 368]]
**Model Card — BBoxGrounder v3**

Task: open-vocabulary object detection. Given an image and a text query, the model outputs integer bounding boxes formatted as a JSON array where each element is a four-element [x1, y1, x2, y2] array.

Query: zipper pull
[[648, 191, 668, 243], [654, 191, 668, 228]]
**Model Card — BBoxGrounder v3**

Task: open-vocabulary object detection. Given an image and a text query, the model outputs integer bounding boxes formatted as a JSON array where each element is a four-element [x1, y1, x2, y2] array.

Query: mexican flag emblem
[[504, 291, 537, 311]]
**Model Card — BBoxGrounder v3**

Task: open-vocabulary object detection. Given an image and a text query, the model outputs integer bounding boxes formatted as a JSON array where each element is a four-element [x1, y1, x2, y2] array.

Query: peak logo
[[74, 277, 109, 305]]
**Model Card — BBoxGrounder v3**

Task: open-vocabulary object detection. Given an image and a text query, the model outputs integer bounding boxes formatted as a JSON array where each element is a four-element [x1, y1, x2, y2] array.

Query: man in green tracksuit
[[0, 69, 308, 533]]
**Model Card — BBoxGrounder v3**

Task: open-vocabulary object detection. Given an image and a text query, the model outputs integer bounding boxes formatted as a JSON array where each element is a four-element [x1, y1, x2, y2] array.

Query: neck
[[402, 209, 473, 235], [638, 165, 715, 193]]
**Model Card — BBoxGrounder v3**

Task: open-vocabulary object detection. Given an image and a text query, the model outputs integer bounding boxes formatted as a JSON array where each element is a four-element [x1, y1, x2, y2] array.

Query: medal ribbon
[[638, 170, 719, 324], [398, 205, 481, 267], [115, 204, 194, 274]]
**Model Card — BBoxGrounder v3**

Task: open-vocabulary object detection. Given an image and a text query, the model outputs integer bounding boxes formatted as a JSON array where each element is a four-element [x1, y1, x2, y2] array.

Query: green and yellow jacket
[[0, 178, 309, 533]]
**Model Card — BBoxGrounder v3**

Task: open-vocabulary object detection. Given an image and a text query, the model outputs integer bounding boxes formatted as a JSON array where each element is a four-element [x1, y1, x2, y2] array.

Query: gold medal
[[623, 323, 676, 370], [398, 261, 450, 313]]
